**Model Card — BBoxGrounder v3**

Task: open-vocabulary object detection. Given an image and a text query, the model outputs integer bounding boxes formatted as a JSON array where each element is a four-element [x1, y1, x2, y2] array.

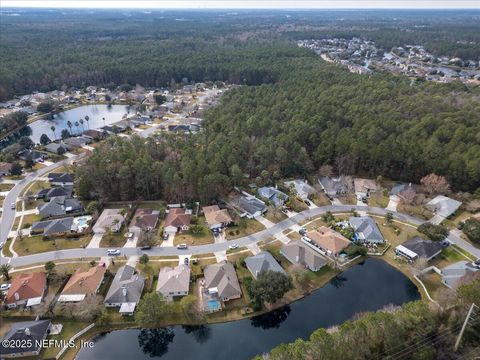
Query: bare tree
[[420, 173, 450, 195], [399, 187, 416, 205], [411, 257, 429, 277], [318, 164, 333, 177]]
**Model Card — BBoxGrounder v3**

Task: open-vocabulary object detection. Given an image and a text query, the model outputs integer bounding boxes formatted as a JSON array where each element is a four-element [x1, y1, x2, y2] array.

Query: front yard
[[225, 219, 265, 240], [13, 235, 91, 256]]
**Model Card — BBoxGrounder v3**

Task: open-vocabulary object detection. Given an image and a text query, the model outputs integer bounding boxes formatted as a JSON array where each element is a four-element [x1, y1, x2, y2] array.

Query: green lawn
[[13, 235, 91, 256], [225, 219, 265, 240], [0, 183, 14, 192], [173, 228, 214, 246], [100, 231, 127, 248], [21, 180, 50, 196]]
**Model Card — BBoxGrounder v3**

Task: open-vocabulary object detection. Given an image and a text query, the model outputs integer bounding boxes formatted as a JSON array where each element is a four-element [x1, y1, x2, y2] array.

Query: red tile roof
[[164, 208, 191, 228], [5, 272, 47, 305]]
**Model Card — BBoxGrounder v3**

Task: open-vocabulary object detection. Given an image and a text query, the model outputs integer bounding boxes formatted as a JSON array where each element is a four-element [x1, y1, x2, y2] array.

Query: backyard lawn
[[13, 235, 91, 256]]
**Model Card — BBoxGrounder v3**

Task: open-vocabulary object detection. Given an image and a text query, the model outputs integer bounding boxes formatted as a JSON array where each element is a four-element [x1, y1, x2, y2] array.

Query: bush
[[417, 222, 449, 241], [461, 218, 480, 244]]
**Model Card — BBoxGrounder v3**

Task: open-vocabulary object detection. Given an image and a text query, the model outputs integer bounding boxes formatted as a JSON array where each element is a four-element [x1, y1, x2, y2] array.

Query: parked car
[[298, 228, 307, 236], [141, 245, 152, 250], [127, 232, 134, 239], [304, 200, 311, 206], [228, 243, 239, 250], [0, 283, 11, 291], [177, 244, 188, 250], [163, 233, 169, 241], [10, 202, 15, 210], [184, 257, 189, 265], [107, 249, 120, 256], [302, 236, 312, 243]]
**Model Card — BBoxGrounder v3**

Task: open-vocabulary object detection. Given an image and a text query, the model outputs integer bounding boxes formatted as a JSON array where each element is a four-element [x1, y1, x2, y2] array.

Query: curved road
[[1, 204, 426, 268]]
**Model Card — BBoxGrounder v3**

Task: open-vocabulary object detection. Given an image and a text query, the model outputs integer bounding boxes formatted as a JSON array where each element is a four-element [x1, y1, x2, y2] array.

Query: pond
[[28, 104, 132, 143], [77, 259, 420, 360]]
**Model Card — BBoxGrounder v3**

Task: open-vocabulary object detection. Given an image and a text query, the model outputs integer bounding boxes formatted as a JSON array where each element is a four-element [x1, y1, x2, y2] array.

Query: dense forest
[[1, 9, 479, 100]]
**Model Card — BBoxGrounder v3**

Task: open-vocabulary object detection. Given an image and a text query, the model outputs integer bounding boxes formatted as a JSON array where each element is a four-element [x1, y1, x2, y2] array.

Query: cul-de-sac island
[[0, 6, 479, 360]]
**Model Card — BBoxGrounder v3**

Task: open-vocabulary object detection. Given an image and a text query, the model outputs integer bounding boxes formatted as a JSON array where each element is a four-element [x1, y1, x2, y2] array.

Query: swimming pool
[[74, 216, 92, 231], [207, 300, 221, 312]]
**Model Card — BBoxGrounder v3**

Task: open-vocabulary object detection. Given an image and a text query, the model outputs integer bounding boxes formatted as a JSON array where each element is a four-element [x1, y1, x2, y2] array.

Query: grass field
[[225, 219, 265, 240], [13, 235, 91, 256]]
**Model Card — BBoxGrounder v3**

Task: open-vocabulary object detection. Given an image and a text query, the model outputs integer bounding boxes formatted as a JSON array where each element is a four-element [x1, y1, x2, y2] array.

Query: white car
[[0, 283, 11, 291], [228, 243, 239, 250], [176, 244, 188, 250], [127, 232, 134, 239], [302, 236, 312, 243], [107, 249, 120, 256]]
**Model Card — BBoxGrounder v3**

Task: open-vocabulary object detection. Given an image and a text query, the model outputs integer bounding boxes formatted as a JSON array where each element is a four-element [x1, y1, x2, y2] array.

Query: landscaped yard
[[21, 180, 50, 196], [367, 191, 389, 208], [0, 183, 14, 192], [311, 192, 331, 207], [264, 207, 287, 223], [173, 227, 214, 246], [100, 231, 128, 248], [13, 235, 91, 256], [225, 219, 265, 240], [20, 213, 42, 228]]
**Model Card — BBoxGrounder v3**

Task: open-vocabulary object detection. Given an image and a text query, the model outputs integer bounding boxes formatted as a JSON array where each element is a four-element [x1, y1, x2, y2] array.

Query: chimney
[[122, 286, 127, 297], [14, 292, 20, 301], [24, 328, 30, 336]]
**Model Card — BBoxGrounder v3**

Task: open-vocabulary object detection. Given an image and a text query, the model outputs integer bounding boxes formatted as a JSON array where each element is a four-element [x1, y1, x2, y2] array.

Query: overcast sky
[[2, 1, 479, 9]]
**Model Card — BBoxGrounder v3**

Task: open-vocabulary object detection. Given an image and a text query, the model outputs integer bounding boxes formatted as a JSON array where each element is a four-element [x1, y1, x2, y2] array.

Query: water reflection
[[330, 274, 348, 289], [182, 325, 212, 344], [251, 306, 291, 329], [138, 328, 175, 358]]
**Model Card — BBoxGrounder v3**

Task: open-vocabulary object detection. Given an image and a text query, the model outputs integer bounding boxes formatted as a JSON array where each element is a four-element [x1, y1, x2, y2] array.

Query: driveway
[[254, 215, 275, 228], [448, 229, 480, 259], [331, 197, 343, 205], [86, 233, 104, 249], [214, 251, 227, 262], [123, 233, 139, 248], [429, 214, 445, 225], [386, 195, 399, 212], [161, 232, 175, 247]]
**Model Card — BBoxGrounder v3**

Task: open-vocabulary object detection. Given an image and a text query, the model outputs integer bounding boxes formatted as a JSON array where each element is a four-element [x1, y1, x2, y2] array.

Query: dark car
[[304, 200, 311, 206], [184, 257, 189, 265], [141, 245, 152, 250]]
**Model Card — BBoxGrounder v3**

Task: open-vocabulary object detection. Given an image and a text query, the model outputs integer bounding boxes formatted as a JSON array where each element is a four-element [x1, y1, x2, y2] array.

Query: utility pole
[[454, 303, 478, 352]]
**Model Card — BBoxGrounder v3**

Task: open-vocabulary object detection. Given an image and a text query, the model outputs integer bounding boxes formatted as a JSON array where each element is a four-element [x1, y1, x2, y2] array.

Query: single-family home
[[63, 136, 92, 149], [389, 183, 415, 200], [156, 265, 191, 301], [104, 265, 145, 315], [92, 208, 125, 234], [5, 272, 47, 308], [318, 176, 353, 198], [18, 149, 48, 162], [0, 162, 13, 177], [425, 195, 462, 224], [203, 261, 241, 302], [164, 208, 191, 233], [232, 195, 267, 218], [244, 251, 285, 279], [30, 217, 75, 237], [441, 261, 479, 289], [203, 205, 232, 230], [36, 185, 73, 201], [37, 196, 82, 218], [306, 226, 351, 256], [349, 216, 385, 244], [0, 319, 51, 358], [129, 208, 160, 234], [48, 172, 74, 186], [82, 129, 105, 141], [284, 179, 315, 200], [395, 236, 444, 262], [45, 142, 70, 154], [257, 186, 289, 206], [58, 265, 106, 302], [281, 241, 327, 271], [354, 178, 379, 199]]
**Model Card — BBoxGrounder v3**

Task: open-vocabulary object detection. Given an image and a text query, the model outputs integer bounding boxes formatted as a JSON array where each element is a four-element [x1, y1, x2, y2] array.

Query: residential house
[[281, 241, 327, 271], [63, 136, 92, 149], [18, 149, 48, 162], [92, 208, 125, 234], [82, 129, 105, 141], [156, 265, 191, 301], [203, 261, 241, 302], [284, 179, 315, 200], [232, 196, 267, 218], [5, 272, 47, 308], [257, 186, 289, 207], [425, 195, 462, 223], [0, 319, 51, 358], [38, 196, 82, 218], [306, 226, 351, 256], [36, 185, 73, 201], [30, 217, 74, 237], [48, 172, 74, 186], [203, 205, 232, 230], [354, 178, 379, 199], [389, 183, 415, 200], [395, 236, 444, 262], [0, 162, 12, 176], [349, 216, 385, 244], [441, 261, 479, 289], [318, 176, 353, 198], [58, 265, 106, 302], [129, 208, 160, 234], [245, 251, 285, 279], [104, 265, 145, 315], [164, 208, 191, 233], [45, 142, 70, 154]]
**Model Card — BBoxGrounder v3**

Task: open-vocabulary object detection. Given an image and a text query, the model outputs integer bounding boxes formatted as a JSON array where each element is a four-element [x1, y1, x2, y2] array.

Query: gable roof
[[307, 226, 351, 254], [0, 320, 51, 356], [5, 272, 47, 305], [400, 236, 443, 260], [441, 261, 479, 289], [281, 241, 327, 271], [258, 186, 289, 205], [349, 216, 384, 243], [204, 261, 241, 299], [354, 178, 379, 194], [0, 162, 13, 174], [105, 265, 145, 304], [156, 265, 190, 295], [61, 265, 106, 296], [245, 251, 285, 279], [164, 208, 191, 228], [129, 208, 160, 230], [284, 180, 315, 199], [93, 208, 124, 233], [203, 205, 232, 226], [426, 195, 462, 218], [30, 217, 74, 235], [233, 196, 267, 216], [48, 172, 74, 184], [38, 196, 82, 217], [318, 176, 353, 196]]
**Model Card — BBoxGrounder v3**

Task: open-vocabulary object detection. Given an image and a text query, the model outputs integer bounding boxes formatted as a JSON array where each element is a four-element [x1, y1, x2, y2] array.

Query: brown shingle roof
[[130, 208, 160, 230], [164, 208, 191, 228], [5, 272, 46, 305], [61, 266, 106, 296], [307, 227, 351, 254], [203, 205, 232, 226]]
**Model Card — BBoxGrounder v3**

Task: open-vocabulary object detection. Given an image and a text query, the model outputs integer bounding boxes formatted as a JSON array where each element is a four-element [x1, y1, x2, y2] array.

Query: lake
[[77, 259, 420, 360], [28, 104, 132, 143]]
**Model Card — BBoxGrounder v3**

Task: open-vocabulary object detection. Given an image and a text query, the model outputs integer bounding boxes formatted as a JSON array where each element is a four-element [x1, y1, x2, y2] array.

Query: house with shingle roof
[[204, 261, 241, 302], [354, 178, 379, 199], [164, 208, 191, 233], [307, 226, 351, 256], [0, 162, 12, 177], [441, 261, 479, 289], [318, 176, 353, 198], [245, 251, 285, 279], [0, 319, 51, 358], [5, 272, 47, 308], [349, 216, 385, 244], [232, 195, 267, 218], [203, 205, 232, 230], [36, 185, 73, 201], [105, 265, 145, 314], [156, 265, 190, 301], [58, 265, 106, 302], [426, 195, 462, 224], [129, 208, 160, 234], [48, 172, 74, 186], [45, 142, 70, 154], [37, 196, 82, 218], [281, 241, 327, 272], [92, 208, 125, 234], [257, 186, 289, 207], [284, 180, 315, 200], [395, 237, 443, 262], [30, 217, 74, 237]]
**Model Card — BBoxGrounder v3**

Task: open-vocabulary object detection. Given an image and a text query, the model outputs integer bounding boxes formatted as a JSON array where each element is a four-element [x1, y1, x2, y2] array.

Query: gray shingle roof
[[38, 196, 82, 218], [245, 251, 285, 279], [31, 217, 74, 235], [401, 237, 443, 260], [284, 180, 315, 199], [441, 261, 479, 289], [281, 241, 327, 271], [349, 216, 384, 243], [234, 196, 267, 216], [105, 265, 145, 305], [48, 172, 74, 184], [426, 195, 462, 218], [204, 261, 241, 300], [257, 187, 289, 206], [0, 320, 51, 356], [156, 265, 190, 297]]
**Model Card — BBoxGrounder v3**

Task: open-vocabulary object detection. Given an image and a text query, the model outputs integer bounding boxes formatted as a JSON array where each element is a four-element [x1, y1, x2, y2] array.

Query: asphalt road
[[1, 204, 426, 267]]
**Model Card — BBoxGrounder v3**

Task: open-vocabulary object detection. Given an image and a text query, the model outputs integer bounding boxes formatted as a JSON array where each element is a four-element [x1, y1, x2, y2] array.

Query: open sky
[[2, 1, 479, 9]]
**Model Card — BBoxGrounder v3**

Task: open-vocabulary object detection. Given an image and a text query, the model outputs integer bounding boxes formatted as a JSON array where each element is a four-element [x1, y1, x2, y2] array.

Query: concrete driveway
[[254, 215, 275, 228], [161, 232, 175, 247], [86, 233, 104, 248], [386, 195, 399, 211]]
